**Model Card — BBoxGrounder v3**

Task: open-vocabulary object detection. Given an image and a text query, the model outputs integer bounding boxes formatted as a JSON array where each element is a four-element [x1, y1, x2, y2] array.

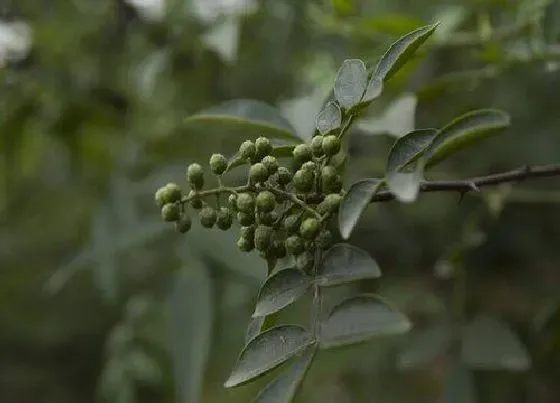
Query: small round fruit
[[283, 214, 302, 234], [161, 203, 181, 222], [175, 216, 192, 233], [322, 135, 341, 156], [256, 191, 276, 213], [324, 193, 343, 212], [237, 211, 255, 226], [161, 182, 182, 203], [292, 144, 312, 165], [249, 162, 269, 184], [255, 137, 272, 158], [301, 161, 316, 172], [321, 165, 337, 190], [293, 169, 313, 192], [209, 153, 228, 175], [200, 206, 217, 228], [300, 218, 320, 239], [228, 194, 238, 211], [239, 140, 256, 160], [216, 207, 233, 230], [316, 229, 333, 249], [311, 135, 324, 157], [296, 251, 314, 272], [254, 225, 274, 252], [277, 166, 292, 186], [240, 225, 255, 240], [188, 190, 203, 210], [285, 235, 304, 255], [187, 163, 204, 190], [237, 236, 254, 252], [236, 193, 255, 213], [154, 187, 166, 207], [259, 211, 278, 226], [262, 155, 278, 175]]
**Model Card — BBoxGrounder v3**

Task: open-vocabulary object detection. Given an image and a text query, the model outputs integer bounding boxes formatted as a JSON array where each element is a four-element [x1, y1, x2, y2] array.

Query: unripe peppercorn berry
[[277, 166, 292, 186], [155, 187, 166, 207], [322, 135, 341, 156], [320, 165, 338, 191], [187, 163, 204, 190], [296, 251, 314, 272], [249, 162, 269, 184], [283, 214, 302, 234], [323, 193, 343, 212], [293, 144, 312, 165], [254, 225, 274, 252], [188, 190, 203, 210], [262, 155, 278, 175], [300, 218, 320, 239], [240, 225, 255, 240], [316, 229, 333, 249], [237, 236, 254, 252], [161, 203, 181, 222], [200, 206, 217, 228], [293, 169, 313, 192], [209, 153, 228, 175], [311, 135, 324, 157], [161, 182, 182, 204], [228, 194, 237, 211], [301, 161, 316, 172], [285, 235, 305, 255], [259, 211, 278, 226], [175, 216, 192, 233], [236, 193, 255, 213], [255, 137, 272, 158], [256, 191, 275, 213], [239, 140, 256, 160], [216, 207, 233, 230], [237, 211, 255, 226]]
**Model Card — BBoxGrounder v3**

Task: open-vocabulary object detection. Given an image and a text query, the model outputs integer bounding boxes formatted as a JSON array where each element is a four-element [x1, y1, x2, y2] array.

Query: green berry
[[240, 225, 255, 240], [285, 235, 305, 255], [296, 251, 314, 272], [311, 135, 324, 157], [187, 163, 204, 190], [256, 191, 276, 213], [277, 166, 292, 186], [155, 187, 166, 208], [236, 193, 255, 213], [175, 216, 192, 233], [216, 207, 233, 230], [300, 218, 320, 239], [293, 144, 312, 165], [161, 183, 182, 204], [262, 155, 278, 175], [255, 137, 272, 158], [228, 194, 238, 211], [237, 236, 254, 252], [293, 169, 314, 192], [259, 211, 278, 226], [316, 229, 333, 249], [239, 140, 256, 160], [200, 206, 217, 228], [161, 203, 181, 222], [237, 211, 255, 226], [301, 161, 316, 172], [209, 153, 228, 175], [320, 165, 338, 190], [324, 193, 343, 212], [249, 163, 269, 184], [283, 214, 302, 234], [254, 225, 274, 252], [188, 190, 203, 210], [322, 135, 341, 156]]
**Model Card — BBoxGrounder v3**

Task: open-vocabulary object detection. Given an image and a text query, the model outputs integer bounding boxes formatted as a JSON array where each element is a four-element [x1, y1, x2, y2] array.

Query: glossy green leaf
[[373, 23, 439, 82], [425, 109, 510, 168], [251, 346, 316, 403], [334, 59, 368, 109], [397, 323, 453, 369], [246, 316, 267, 345], [315, 101, 342, 134], [361, 77, 383, 103], [167, 264, 212, 403], [184, 99, 301, 142], [319, 295, 412, 349], [386, 170, 422, 203], [253, 268, 312, 317], [316, 244, 381, 287], [461, 316, 531, 371], [443, 361, 477, 403], [338, 178, 384, 240], [224, 325, 314, 388], [387, 129, 438, 173]]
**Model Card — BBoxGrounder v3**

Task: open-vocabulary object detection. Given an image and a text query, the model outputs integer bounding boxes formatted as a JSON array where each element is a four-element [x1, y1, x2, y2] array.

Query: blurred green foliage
[[2, 0, 560, 402]]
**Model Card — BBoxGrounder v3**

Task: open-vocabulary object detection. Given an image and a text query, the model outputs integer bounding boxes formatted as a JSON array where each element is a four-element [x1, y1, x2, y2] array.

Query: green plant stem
[[265, 185, 322, 219], [310, 247, 323, 337], [181, 185, 250, 204]]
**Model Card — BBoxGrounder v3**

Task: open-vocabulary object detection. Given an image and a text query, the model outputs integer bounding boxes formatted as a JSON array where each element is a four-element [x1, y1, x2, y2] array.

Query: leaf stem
[[265, 185, 322, 219]]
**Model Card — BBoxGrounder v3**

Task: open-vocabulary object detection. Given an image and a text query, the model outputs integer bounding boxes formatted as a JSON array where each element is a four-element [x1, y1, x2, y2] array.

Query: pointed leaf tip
[[338, 178, 384, 240]]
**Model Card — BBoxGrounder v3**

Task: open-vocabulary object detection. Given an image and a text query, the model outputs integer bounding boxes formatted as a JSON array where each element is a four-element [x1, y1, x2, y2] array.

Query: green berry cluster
[[154, 133, 343, 272]]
